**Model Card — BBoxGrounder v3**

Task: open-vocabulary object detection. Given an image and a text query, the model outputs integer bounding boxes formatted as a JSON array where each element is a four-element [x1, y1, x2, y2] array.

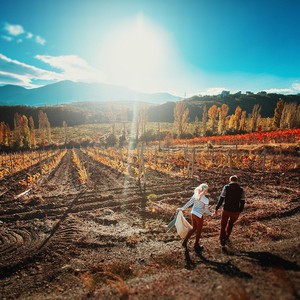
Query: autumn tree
[[280, 102, 299, 129], [228, 115, 235, 131], [249, 104, 261, 132], [134, 103, 148, 141], [0, 122, 9, 147], [239, 111, 247, 132], [38, 110, 51, 147], [20, 115, 30, 149], [13, 112, 22, 148], [121, 105, 128, 137], [234, 106, 242, 132], [139, 103, 148, 136], [108, 104, 116, 135], [62, 120, 68, 147], [0, 122, 10, 147], [208, 105, 218, 134], [201, 104, 208, 136], [273, 98, 284, 129], [194, 115, 200, 136], [0, 122, 4, 146], [29, 116, 36, 149], [174, 101, 189, 136], [218, 104, 229, 134]]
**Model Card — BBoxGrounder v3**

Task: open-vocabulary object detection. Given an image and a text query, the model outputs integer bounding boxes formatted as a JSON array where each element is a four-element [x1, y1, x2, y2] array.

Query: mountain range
[[0, 81, 180, 106]]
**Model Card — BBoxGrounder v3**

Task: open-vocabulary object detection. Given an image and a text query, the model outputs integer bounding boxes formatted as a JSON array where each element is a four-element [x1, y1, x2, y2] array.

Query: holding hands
[[212, 210, 218, 217]]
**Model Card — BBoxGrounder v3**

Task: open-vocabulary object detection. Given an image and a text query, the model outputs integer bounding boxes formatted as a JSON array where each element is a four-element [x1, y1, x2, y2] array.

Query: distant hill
[[1, 87, 300, 128], [0, 81, 180, 106], [148, 93, 300, 122]]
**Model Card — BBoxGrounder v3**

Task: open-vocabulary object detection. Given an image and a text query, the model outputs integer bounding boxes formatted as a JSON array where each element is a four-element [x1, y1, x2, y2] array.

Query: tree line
[[0, 110, 52, 150], [173, 99, 300, 138], [0, 98, 299, 150]]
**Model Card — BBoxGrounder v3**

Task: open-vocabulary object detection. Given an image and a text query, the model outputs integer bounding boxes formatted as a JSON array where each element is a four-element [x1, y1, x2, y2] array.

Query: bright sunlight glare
[[100, 15, 169, 91]]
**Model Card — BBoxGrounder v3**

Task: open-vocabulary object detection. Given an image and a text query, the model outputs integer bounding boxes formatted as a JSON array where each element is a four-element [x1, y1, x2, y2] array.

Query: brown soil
[[0, 149, 299, 299]]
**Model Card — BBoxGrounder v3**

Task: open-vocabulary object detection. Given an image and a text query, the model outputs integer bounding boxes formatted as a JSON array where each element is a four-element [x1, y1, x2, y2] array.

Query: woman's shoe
[[182, 241, 188, 248], [194, 244, 204, 252]]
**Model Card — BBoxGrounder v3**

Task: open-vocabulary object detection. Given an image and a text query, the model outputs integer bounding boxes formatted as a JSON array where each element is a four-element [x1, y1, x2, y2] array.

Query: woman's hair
[[194, 183, 209, 195], [199, 183, 209, 192]]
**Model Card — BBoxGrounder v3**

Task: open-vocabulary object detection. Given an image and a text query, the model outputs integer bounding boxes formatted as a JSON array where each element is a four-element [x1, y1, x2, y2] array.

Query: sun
[[100, 15, 168, 91]]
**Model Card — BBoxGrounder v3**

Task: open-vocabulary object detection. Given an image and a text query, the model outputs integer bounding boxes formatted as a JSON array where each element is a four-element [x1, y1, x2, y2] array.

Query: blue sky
[[0, 0, 300, 96]]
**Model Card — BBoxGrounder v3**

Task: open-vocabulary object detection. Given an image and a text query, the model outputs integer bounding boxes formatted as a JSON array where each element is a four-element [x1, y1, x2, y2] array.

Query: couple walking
[[177, 175, 245, 251]]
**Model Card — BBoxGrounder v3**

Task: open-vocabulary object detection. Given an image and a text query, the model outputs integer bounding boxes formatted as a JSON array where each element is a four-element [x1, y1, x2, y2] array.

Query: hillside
[[0, 81, 179, 106], [1, 92, 300, 128], [148, 93, 300, 122]]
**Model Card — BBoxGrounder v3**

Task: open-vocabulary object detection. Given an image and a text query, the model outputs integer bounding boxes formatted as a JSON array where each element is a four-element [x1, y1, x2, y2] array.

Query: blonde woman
[[177, 183, 213, 251]]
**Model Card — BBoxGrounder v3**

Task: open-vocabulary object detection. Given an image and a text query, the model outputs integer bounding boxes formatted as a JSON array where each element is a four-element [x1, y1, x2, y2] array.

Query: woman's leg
[[195, 216, 204, 247], [182, 214, 197, 247]]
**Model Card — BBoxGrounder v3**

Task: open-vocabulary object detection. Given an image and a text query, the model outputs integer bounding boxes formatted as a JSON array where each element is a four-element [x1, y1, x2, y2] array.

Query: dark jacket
[[216, 182, 245, 212]]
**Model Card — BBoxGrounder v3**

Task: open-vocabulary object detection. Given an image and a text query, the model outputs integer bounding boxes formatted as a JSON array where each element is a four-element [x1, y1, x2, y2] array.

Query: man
[[214, 175, 245, 248]]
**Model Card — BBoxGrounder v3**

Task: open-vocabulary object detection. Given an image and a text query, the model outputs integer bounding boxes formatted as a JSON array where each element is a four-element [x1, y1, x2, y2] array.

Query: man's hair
[[229, 175, 238, 182]]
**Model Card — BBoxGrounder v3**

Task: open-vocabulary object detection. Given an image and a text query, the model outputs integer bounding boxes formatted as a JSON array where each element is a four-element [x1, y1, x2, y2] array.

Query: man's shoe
[[182, 241, 188, 248], [221, 239, 226, 247]]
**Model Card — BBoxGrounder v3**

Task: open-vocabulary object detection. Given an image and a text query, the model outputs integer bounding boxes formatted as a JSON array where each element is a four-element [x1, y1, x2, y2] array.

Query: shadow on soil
[[184, 247, 300, 279], [237, 251, 300, 271], [184, 248, 252, 279]]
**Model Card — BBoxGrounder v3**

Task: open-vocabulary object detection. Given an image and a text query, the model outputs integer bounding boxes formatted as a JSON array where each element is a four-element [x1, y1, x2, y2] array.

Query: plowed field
[[0, 149, 299, 299]]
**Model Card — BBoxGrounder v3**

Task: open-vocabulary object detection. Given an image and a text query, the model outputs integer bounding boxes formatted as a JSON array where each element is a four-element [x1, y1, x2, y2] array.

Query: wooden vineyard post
[[158, 123, 161, 151], [39, 150, 42, 175], [154, 146, 157, 164], [138, 144, 146, 192], [138, 146, 142, 185], [184, 146, 188, 161], [191, 148, 196, 178], [262, 149, 266, 173], [10, 153, 13, 173], [235, 144, 238, 160], [229, 150, 233, 173], [279, 145, 282, 159], [142, 146, 146, 192]]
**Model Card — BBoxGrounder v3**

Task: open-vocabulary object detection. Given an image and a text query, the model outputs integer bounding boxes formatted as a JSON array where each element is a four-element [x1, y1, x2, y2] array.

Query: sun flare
[[101, 15, 168, 90]]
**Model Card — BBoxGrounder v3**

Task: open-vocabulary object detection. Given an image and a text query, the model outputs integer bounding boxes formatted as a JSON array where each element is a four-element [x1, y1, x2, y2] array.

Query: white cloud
[[292, 83, 300, 91], [264, 88, 293, 94], [0, 53, 62, 87], [1, 35, 13, 42], [35, 54, 106, 83], [0, 53, 106, 88], [35, 35, 46, 45], [4, 23, 24, 36], [204, 87, 228, 95], [2, 22, 46, 45], [27, 32, 33, 39], [0, 71, 37, 87]]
